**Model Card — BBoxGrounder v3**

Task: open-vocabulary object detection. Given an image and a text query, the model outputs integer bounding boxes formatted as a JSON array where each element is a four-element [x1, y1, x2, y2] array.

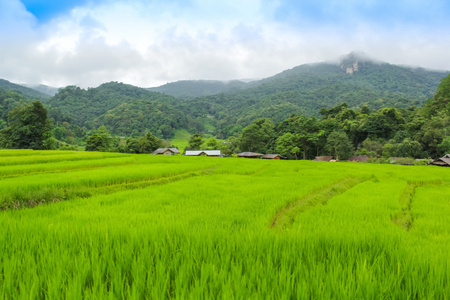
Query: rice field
[[0, 150, 449, 299]]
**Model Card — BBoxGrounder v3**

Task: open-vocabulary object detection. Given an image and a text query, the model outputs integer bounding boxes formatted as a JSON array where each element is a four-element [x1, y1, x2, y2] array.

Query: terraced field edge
[[271, 176, 370, 230]]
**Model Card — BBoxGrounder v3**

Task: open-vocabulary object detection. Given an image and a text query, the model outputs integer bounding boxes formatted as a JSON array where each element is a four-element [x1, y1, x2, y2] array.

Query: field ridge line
[[0, 167, 216, 211], [391, 180, 443, 231], [271, 176, 369, 230]]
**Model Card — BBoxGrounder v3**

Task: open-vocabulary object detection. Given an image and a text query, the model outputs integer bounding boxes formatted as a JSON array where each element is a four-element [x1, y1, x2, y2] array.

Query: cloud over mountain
[[1, 0, 450, 88]]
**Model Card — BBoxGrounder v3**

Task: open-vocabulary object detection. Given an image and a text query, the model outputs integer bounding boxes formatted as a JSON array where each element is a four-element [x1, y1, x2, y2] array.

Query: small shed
[[185, 150, 222, 157], [348, 156, 369, 162], [152, 148, 181, 155], [237, 152, 264, 159], [430, 154, 450, 166], [313, 156, 334, 162], [261, 154, 282, 160]]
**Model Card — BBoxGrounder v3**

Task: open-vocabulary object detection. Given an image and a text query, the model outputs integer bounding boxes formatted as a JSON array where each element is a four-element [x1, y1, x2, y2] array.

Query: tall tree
[[239, 118, 275, 153], [437, 136, 450, 157], [326, 131, 354, 160], [0, 101, 54, 150], [360, 107, 406, 140], [136, 132, 165, 153], [204, 137, 219, 150], [291, 115, 323, 159], [423, 74, 450, 116], [85, 126, 111, 152], [187, 133, 204, 150], [275, 132, 300, 160], [415, 116, 446, 158]]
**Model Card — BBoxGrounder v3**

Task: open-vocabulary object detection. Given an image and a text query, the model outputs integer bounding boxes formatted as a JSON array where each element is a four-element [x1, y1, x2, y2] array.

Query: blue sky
[[21, 0, 92, 21], [0, 0, 449, 88]]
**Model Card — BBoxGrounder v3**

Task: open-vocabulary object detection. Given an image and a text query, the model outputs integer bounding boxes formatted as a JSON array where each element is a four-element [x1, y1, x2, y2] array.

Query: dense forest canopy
[[0, 79, 51, 100], [179, 59, 448, 137], [1, 54, 450, 159], [148, 80, 247, 98], [45, 82, 186, 139], [0, 100, 53, 150]]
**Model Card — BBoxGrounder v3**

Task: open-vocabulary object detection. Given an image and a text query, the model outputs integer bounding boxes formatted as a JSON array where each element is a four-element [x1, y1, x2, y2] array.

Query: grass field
[[169, 129, 191, 153], [0, 150, 449, 298]]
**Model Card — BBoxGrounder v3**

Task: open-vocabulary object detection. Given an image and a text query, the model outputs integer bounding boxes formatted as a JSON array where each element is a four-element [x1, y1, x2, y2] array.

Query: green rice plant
[[271, 176, 369, 230], [0, 159, 219, 209], [0, 151, 128, 166], [410, 184, 450, 244], [392, 178, 443, 231], [0, 149, 78, 157], [0, 156, 137, 177], [0, 150, 449, 298]]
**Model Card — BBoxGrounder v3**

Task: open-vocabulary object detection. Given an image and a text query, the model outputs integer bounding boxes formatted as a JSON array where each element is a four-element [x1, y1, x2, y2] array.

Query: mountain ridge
[[148, 79, 249, 98], [0, 79, 51, 100], [1, 53, 449, 139], [21, 84, 60, 97]]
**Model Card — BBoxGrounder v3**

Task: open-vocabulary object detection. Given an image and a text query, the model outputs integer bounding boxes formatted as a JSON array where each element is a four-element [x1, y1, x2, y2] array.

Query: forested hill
[[46, 82, 187, 138], [2, 53, 448, 140], [21, 84, 59, 97], [0, 79, 51, 100], [177, 54, 449, 136], [148, 80, 247, 98]]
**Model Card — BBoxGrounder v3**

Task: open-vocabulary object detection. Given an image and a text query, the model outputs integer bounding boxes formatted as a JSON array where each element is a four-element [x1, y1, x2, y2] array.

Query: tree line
[[187, 74, 450, 160], [1, 74, 450, 159]]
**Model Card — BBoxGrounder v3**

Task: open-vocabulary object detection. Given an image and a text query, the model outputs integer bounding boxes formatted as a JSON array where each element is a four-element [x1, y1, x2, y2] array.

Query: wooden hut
[[152, 148, 181, 155], [430, 154, 450, 166], [261, 154, 282, 160], [237, 152, 264, 159]]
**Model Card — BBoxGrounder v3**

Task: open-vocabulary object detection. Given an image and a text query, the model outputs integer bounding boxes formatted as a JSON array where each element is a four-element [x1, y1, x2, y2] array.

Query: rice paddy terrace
[[0, 150, 449, 298]]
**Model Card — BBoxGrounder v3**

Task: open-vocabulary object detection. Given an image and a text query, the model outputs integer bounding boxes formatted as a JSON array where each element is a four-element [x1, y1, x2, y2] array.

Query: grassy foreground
[[0, 150, 449, 299]]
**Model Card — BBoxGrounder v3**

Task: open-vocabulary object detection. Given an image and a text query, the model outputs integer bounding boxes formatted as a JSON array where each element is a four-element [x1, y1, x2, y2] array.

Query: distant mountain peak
[[340, 51, 373, 63], [339, 51, 377, 74]]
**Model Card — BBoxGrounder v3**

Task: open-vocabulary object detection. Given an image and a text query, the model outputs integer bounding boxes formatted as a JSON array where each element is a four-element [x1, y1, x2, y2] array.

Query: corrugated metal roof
[[185, 150, 222, 156]]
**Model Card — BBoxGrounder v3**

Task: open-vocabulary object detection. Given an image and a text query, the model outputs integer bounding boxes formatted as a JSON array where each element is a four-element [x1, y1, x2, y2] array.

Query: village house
[[184, 150, 222, 157], [237, 152, 264, 159], [430, 154, 450, 166], [152, 148, 181, 155], [261, 154, 283, 160]]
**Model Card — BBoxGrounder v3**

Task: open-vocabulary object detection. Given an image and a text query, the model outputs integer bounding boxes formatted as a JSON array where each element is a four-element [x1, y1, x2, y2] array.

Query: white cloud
[[0, 0, 37, 40], [0, 0, 449, 88]]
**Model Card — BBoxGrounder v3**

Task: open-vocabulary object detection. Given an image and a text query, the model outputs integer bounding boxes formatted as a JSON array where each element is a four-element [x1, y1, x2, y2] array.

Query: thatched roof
[[237, 152, 264, 158], [152, 148, 181, 155], [261, 154, 282, 159], [431, 154, 450, 166]]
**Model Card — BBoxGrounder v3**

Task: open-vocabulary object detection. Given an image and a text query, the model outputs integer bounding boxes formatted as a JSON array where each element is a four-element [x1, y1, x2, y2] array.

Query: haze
[[1, 0, 449, 88]]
